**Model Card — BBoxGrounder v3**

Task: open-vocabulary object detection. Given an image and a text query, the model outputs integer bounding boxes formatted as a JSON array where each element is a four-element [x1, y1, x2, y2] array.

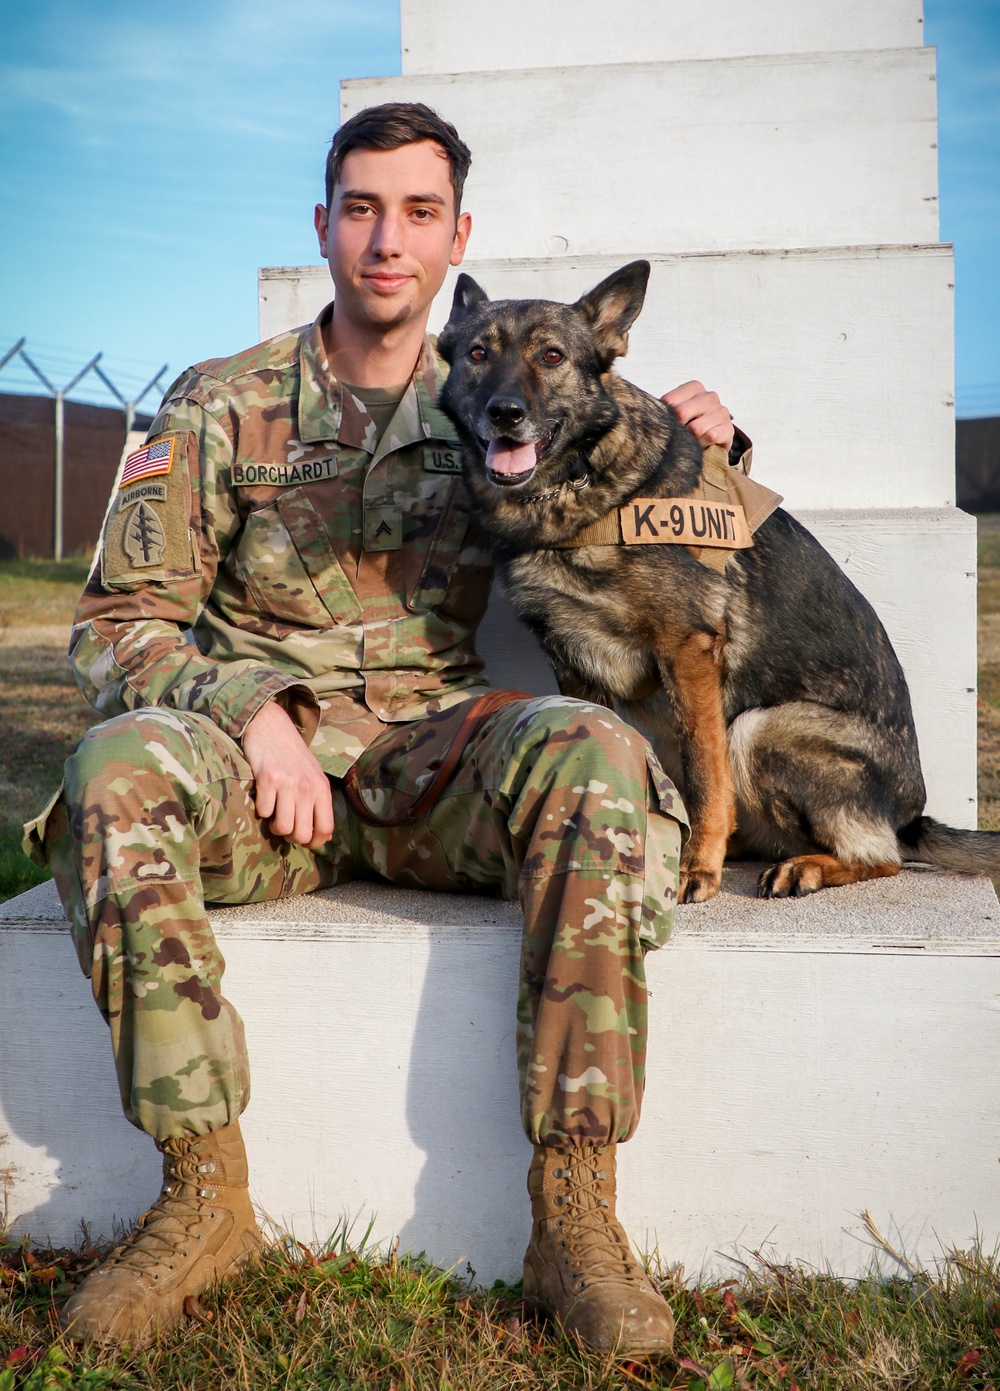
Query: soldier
[[27, 102, 740, 1356]]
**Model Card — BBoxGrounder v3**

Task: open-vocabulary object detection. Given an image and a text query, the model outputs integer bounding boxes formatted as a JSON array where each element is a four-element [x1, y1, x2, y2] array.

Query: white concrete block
[[343, 49, 940, 257], [401, 0, 926, 74], [3, 869, 998, 1282], [258, 265, 326, 342], [259, 243, 956, 511]]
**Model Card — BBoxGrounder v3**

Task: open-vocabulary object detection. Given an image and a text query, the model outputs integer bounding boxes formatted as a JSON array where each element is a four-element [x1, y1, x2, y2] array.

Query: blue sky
[[0, 0, 997, 417]]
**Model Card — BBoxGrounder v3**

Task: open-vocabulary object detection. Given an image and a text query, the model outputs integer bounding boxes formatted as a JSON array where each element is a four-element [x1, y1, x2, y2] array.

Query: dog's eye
[[542, 348, 564, 365], [469, 346, 487, 362]]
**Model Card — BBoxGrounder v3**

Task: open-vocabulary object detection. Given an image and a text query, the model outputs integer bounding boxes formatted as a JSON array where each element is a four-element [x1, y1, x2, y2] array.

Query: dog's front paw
[[679, 867, 722, 903], [758, 858, 824, 898]]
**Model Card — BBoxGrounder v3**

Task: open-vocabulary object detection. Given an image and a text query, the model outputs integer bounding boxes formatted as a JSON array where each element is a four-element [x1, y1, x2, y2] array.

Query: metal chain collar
[[521, 474, 592, 505]]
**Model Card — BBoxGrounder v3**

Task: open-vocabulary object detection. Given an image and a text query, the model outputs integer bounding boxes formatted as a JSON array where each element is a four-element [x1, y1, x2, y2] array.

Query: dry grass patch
[[3, 1231, 1000, 1389], [0, 559, 90, 632], [0, 560, 99, 902]]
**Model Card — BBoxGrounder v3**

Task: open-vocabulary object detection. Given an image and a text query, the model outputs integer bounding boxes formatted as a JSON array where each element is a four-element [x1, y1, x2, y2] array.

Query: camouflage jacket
[[71, 305, 496, 775]]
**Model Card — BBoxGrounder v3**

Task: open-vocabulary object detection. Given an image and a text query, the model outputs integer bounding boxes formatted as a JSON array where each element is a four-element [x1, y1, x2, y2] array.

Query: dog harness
[[554, 444, 782, 574]]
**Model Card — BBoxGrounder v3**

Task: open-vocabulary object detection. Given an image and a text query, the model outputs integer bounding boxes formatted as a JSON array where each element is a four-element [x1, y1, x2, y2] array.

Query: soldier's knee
[[516, 697, 650, 781], [66, 709, 201, 796]]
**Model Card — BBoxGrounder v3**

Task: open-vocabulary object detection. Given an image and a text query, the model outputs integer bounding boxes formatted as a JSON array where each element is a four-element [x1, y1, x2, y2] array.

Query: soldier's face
[[315, 141, 472, 334]]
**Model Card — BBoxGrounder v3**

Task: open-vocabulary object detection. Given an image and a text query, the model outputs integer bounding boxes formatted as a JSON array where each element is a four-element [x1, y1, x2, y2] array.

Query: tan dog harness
[[555, 444, 783, 574]]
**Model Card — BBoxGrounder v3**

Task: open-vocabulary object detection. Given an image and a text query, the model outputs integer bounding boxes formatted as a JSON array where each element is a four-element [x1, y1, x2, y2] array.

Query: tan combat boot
[[60, 1121, 261, 1347], [523, 1142, 675, 1356]]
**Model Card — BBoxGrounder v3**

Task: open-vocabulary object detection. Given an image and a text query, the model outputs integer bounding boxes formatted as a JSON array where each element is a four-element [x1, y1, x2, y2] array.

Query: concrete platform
[[401, 0, 925, 73], [3, 867, 999, 1282], [343, 48, 940, 260]]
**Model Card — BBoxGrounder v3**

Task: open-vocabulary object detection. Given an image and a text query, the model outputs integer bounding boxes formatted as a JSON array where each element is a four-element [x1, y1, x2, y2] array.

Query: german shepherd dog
[[438, 260, 1000, 903]]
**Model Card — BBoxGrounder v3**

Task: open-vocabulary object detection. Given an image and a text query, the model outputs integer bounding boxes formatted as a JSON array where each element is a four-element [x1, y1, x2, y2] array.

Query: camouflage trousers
[[38, 695, 687, 1148]]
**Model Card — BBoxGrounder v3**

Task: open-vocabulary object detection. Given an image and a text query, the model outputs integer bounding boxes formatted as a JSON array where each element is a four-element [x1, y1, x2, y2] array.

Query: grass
[[977, 517, 1000, 831], [4, 543, 1000, 1385], [0, 560, 93, 633], [3, 1224, 1000, 1389], [0, 558, 100, 904]]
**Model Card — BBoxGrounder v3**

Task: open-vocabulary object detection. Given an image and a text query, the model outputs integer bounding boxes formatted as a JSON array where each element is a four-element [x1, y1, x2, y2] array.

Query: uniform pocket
[[407, 482, 469, 611], [276, 490, 364, 624], [22, 782, 66, 867], [236, 507, 333, 627]]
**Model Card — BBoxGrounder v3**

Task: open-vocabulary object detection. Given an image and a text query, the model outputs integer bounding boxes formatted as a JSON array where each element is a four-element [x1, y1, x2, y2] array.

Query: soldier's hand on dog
[[242, 700, 335, 849], [662, 381, 734, 451]]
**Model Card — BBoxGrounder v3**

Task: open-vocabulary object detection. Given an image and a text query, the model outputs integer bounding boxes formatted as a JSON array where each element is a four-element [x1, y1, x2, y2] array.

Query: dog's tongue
[[486, 438, 536, 476]]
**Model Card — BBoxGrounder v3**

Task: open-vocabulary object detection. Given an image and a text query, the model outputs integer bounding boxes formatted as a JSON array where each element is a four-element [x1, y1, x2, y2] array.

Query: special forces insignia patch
[[121, 500, 167, 566]]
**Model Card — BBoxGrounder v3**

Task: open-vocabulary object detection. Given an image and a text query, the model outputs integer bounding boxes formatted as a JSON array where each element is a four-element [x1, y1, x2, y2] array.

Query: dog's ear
[[451, 273, 489, 316], [574, 261, 650, 366], [438, 274, 490, 362]]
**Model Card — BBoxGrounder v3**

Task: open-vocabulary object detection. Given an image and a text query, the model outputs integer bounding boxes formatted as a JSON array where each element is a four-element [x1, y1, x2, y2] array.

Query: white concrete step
[[343, 48, 940, 258], [401, 0, 926, 73], [260, 243, 956, 511], [3, 868, 998, 1282]]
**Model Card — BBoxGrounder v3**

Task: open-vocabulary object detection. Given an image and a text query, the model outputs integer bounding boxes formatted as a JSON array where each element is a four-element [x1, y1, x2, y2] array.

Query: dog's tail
[[897, 816, 1000, 875]]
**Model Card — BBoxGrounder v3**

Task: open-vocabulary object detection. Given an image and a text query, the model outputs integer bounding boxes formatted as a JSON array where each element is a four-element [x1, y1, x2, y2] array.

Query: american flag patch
[[119, 437, 175, 487]]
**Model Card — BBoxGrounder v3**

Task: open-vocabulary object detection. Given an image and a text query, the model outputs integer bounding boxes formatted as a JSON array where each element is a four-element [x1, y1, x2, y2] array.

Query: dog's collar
[[521, 473, 591, 505]]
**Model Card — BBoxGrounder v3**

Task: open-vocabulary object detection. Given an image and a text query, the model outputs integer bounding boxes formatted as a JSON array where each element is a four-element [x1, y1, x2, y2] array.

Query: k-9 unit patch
[[620, 498, 753, 549]]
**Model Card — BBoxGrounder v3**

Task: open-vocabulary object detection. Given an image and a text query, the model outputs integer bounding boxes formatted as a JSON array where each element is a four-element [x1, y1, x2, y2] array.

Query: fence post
[[53, 391, 65, 562], [20, 352, 103, 560], [17, 351, 58, 557]]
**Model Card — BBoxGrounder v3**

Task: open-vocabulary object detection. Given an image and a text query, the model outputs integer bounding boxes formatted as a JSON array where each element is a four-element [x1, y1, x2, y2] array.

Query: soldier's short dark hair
[[325, 102, 472, 215]]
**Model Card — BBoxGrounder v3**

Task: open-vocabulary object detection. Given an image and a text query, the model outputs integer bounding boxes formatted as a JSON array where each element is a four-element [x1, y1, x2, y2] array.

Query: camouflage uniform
[[27, 304, 688, 1149]]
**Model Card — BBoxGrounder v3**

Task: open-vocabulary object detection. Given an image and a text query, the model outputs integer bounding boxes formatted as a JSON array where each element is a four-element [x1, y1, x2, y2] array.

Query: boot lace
[[550, 1150, 643, 1287], [104, 1144, 221, 1278]]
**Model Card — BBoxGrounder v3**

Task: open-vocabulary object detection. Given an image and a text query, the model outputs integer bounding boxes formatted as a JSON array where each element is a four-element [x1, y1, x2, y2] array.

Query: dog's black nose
[[485, 395, 527, 430]]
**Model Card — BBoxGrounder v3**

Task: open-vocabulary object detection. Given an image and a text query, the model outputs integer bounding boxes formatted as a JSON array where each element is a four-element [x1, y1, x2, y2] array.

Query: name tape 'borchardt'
[[620, 498, 754, 549], [232, 459, 338, 487]]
